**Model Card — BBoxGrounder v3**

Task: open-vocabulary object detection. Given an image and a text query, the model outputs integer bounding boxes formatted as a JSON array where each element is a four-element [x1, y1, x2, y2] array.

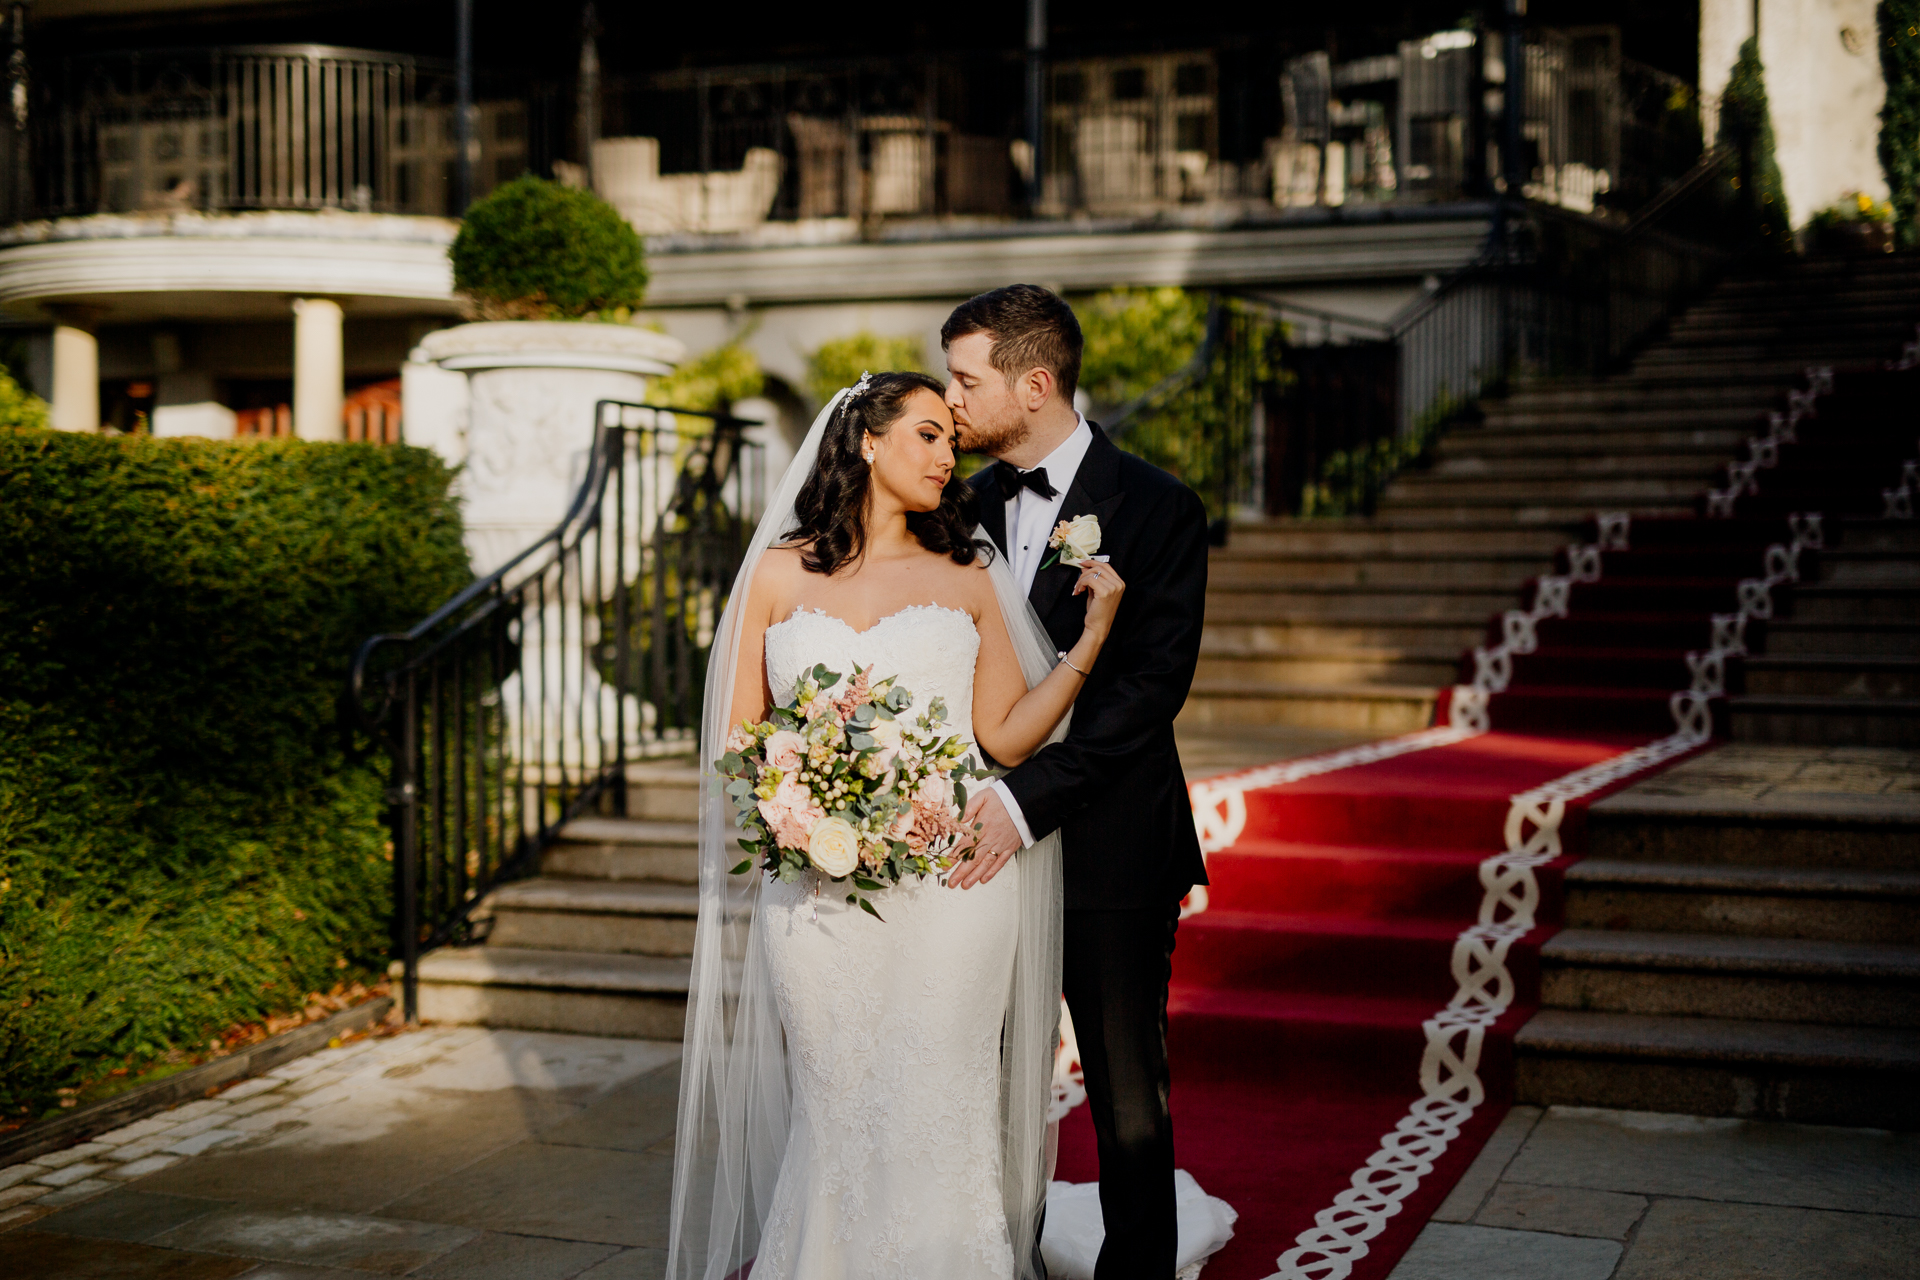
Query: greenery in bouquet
[[1807, 191, 1897, 230], [715, 664, 994, 919]]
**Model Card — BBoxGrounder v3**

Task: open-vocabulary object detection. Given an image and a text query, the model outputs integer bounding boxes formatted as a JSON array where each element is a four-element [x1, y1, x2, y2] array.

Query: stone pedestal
[[292, 298, 345, 441], [413, 320, 684, 576], [49, 319, 98, 432]]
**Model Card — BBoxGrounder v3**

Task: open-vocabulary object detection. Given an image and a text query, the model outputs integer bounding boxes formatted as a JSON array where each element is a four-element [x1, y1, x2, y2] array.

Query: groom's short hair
[[941, 284, 1082, 401]]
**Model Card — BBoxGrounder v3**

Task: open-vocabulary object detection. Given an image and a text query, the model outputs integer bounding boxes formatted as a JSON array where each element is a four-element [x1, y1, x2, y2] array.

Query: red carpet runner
[[1053, 367, 1916, 1279]]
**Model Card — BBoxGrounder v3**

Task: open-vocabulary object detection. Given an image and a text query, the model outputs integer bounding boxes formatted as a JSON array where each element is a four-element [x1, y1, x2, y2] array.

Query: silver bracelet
[[1061, 654, 1090, 677]]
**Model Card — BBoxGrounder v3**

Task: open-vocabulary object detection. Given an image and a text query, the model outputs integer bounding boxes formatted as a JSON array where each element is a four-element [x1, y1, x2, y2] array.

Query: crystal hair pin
[[849, 370, 873, 401]]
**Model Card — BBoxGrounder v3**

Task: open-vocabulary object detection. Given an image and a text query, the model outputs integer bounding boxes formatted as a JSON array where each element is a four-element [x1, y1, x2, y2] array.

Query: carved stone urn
[[410, 321, 685, 575]]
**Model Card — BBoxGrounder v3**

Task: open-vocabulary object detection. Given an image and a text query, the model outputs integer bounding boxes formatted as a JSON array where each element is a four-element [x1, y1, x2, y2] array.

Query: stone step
[[1761, 620, 1920, 657], [1513, 1008, 1920, 1127], [1816, 553, 1920, 588], [1423, 450, 1735, 479], [1194, 651, 1458, 688], [1780, 585, 1920, 623], [1208, 551, 1552, 589], [1564, 859, 1920, 944], [1668, 305, 1920, 334], [1438, 423, 1751, 454], [1202, 619, 1490, 655], [619, 761, 702, 821], [1834, 519, 1920, 555], [1176, 680, 1437, 733], [543, 818, 701, 883], [1204, 584, 1517, 623], [1224, 521, 1575, 556], [1369, 502, 1698, 525], [485, 877, 700, 956], [1728, 694, 1920, 747], [1587, 789, 1920, 871], [1538, 929, 1920, 1027], [1384, 471, 1719, 504], [1636, 338, 1918, 364], [1742, 656, 1920, 699], [1495, 383, 1791, 413], [413, 945, 690, 1038]]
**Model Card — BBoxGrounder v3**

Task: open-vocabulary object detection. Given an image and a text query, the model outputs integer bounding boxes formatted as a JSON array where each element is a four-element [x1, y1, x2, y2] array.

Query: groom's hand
[[951, 790, 1022, 889]]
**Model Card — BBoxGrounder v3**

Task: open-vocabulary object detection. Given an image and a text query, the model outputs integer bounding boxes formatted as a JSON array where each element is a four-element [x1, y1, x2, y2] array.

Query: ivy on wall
[[1717, 37, 1792, 250], [1881, 0, 1920, 248]]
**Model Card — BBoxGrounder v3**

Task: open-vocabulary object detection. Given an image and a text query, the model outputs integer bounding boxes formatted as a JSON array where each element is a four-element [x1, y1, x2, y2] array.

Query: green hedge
[[0, 432, 469, 1117], [1717, 37, 1792, 249], [451, 175, 648, 320]]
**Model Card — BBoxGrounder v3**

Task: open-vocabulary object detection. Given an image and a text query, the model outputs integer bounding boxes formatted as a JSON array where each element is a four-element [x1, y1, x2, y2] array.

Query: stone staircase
[[1184, 254, 1920, 735], [411, 762, 701, 1037]]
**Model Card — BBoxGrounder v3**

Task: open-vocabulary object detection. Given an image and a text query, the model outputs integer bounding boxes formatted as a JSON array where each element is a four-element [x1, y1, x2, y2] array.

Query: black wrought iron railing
[[346, 403, 763, 1019], [1106, 171, 1737, 524], [23, 44, 529, 218]]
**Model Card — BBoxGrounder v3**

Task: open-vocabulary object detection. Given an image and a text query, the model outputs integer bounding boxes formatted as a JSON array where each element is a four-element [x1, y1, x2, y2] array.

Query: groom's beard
[[958, 405, 1030, 459]]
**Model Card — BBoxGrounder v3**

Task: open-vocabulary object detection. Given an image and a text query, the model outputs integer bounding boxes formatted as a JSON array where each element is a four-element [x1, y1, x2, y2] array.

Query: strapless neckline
[[770, 602, 977, 640]]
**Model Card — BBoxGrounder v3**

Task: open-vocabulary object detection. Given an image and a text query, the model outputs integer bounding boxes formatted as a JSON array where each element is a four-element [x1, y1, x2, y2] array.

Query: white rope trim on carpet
[[1263, 728, 1703, 1280], [1182, 726, 1483, 917]]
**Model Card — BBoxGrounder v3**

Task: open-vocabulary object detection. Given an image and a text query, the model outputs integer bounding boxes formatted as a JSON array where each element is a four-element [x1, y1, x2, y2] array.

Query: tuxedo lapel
[[970, 466, 1009, 557], [1028, 427, 1126, 625]]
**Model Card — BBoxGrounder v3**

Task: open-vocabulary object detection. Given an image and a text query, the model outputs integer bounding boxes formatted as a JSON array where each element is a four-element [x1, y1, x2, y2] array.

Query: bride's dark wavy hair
[[786, 370, 992, 576]]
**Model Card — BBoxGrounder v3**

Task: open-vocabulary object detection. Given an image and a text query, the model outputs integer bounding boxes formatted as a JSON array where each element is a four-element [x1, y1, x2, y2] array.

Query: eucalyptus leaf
[[730, 859, 752, 875]]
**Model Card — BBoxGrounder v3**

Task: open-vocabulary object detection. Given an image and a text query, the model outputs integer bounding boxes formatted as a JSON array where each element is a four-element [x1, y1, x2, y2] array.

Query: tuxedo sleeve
[[999, 481, 1208, 841]]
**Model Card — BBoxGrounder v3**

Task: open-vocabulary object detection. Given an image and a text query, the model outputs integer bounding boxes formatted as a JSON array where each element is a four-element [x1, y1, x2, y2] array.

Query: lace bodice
[[766, 604, 981, 746]]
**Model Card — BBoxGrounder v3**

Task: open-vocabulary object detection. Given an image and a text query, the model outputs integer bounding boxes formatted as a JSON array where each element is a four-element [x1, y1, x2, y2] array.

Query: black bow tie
[[995, 464, 1058, 503]]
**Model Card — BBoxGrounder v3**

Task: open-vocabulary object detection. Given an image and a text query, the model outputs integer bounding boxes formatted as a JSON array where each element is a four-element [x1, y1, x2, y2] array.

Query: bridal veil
[[666, 387, 1067, 1280]]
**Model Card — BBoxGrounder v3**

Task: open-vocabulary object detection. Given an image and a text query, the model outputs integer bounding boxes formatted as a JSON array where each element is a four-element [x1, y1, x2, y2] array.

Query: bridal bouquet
[[716, 664, 994, 919]]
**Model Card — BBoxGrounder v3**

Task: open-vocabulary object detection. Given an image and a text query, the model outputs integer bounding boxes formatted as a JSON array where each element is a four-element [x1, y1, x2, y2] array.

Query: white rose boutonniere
[[1042, 514, 1102, 569]]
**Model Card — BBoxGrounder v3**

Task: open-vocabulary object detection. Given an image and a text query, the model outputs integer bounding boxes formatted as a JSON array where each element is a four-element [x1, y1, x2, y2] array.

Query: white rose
[[1050, 514, 1102, 565], [807, 815, 861, 878], [867, 718, 903, 751]]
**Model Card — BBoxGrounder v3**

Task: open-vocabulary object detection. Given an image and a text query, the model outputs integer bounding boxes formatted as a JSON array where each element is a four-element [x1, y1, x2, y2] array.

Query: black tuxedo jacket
[[969, 424, 1209, 911]]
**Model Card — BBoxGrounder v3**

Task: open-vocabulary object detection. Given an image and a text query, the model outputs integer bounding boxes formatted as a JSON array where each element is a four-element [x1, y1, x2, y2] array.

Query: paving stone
[[153, 1206, 477, 1275], [1474, 1183, 1647, 1239], [1430, 1107, 1541, 1223], [1386, 1222, 1622, 1280], [103, 1155, 184, 1181], [37, 1144, 116, 1170], [216, 1077, 286, 1103], [92, 1117, 176, 1146], [575, 1247, 667, 1280], [0, 1163, 50, 1191], [410, 1230, 623, 1279], [282, 1084, 355, 1112], [535, 1063, 682, 1154], [1615, 1198, 1920, 1279], [110, 1135, 180, 1163], [264, 1057, 330, 1083], [165, 1131, 242, 1158], [162, 1101, 228, 1125], [381, 1142, 674, 1248], [37, 1178, 117, 1208], [0, 1204, 52, 1233], [229, 1111, 304, 1135], [34, 1187, 226, 1242], [1503, 1107, 1920, 1218], [234, 1265, 400, 1279], [0, 1183, 50, 1210], [140, 1086, 582, 1214], [0, 1228, 259, 1279], [166, 1114, 237, 1141], [36, 1162, 112, 1188], [224, 1094, 292, 1118]]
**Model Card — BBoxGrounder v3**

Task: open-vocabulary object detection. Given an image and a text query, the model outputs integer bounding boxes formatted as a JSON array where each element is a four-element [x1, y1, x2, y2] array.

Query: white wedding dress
[[754, 603, 1022, 1279]]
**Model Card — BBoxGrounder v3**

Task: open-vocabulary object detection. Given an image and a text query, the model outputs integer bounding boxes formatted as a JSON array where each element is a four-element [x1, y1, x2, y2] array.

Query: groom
[[943, 284, 1209, 1279]]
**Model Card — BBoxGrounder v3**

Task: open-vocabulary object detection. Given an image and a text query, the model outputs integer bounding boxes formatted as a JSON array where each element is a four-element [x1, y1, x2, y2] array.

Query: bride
[[667, 371, 1122, 1280]]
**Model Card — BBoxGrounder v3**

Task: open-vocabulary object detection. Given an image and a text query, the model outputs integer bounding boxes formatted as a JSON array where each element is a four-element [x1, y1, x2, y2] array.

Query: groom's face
[[944, 332, 1029, 458]]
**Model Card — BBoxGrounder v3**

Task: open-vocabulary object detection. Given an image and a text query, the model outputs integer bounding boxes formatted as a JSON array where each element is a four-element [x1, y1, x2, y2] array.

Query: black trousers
[[1061, 900, 1181, 1280]]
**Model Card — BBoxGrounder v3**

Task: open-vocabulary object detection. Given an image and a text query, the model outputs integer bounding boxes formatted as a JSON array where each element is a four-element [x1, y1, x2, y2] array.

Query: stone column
[[49, 315, 99, 432], [291, 297, 344, 441]]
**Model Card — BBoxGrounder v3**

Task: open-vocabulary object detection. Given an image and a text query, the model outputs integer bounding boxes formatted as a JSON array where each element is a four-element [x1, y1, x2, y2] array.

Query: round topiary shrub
[[450, 175, 648, 320]]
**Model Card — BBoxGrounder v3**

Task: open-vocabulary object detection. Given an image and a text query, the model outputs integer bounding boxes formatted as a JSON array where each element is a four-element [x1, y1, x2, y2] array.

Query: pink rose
[[913, 773, 954, 813], [724, 725, 754, 756], [759, 774, 824, 850], [803, 694, 834, 721], [764, 730, 805, 772], [887, 809, 915, 842]]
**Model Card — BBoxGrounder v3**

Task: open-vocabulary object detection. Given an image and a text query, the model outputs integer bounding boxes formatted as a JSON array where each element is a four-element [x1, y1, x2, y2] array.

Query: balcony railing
[[22, 44, 527, 219]]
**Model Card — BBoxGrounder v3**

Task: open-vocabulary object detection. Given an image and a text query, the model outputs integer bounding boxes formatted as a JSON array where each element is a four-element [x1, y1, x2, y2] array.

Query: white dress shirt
[[989, 415, 1093, 848]]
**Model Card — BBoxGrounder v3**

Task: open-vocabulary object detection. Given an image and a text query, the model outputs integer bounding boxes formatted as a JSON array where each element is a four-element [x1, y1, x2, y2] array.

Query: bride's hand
[[1073, 559, 1126, 641]]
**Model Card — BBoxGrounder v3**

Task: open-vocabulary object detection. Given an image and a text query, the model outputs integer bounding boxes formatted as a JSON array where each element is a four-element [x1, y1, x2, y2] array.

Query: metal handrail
[[346, 401, 763, 1020]]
